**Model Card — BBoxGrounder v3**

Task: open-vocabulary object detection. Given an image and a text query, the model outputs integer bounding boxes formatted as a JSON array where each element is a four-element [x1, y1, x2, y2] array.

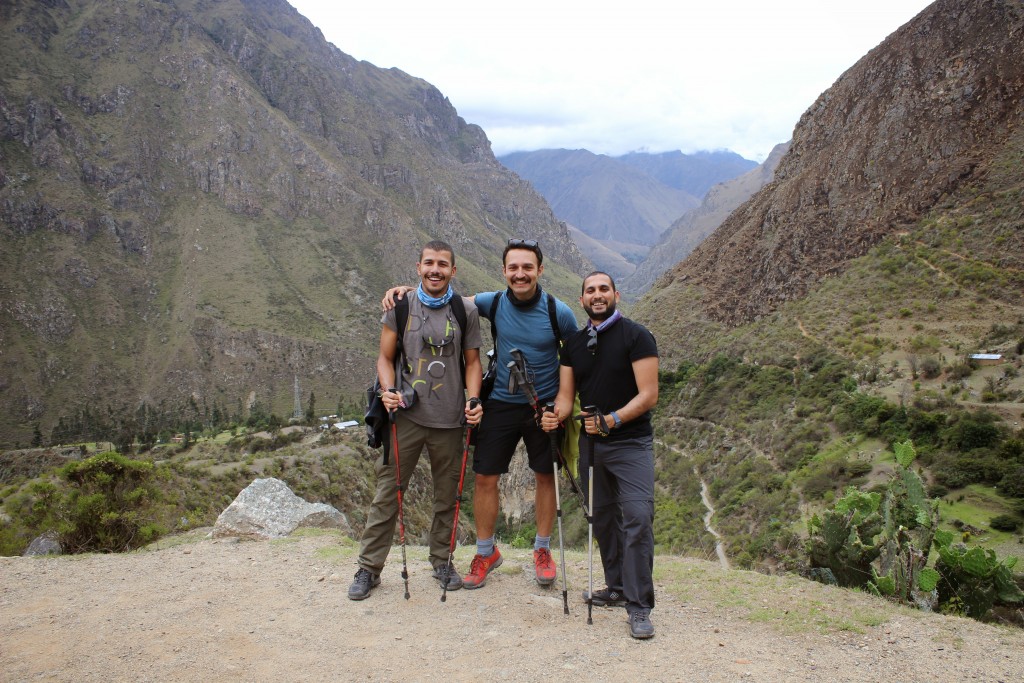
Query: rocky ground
[[1, 530, 1022, 682]]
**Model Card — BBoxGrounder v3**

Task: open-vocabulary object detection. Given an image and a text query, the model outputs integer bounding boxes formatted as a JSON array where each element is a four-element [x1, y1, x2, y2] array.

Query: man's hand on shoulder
[[382, 285, 414, 311]]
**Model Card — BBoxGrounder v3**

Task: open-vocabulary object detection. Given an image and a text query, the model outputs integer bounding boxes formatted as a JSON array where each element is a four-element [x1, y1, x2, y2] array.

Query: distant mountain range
[[498, 148, 757, 284], [620, 143, 790, 295]]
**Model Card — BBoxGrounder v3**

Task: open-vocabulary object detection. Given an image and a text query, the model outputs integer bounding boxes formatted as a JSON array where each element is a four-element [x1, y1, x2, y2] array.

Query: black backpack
[[365, 293, 469, 449]]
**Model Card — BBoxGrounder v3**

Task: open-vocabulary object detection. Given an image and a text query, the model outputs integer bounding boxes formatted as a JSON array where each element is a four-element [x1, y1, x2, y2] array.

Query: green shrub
[[920, 357, 942, 379], [989, 514, 1020, 532], [947, 362, 974, 380], [847, 460, 874, 478], [41, 451, 169, 553], [998, 465, 1024, 498]]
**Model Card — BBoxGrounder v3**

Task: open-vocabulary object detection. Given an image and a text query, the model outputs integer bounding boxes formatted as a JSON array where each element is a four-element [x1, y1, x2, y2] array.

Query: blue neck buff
[[417, 283, 454, 309]]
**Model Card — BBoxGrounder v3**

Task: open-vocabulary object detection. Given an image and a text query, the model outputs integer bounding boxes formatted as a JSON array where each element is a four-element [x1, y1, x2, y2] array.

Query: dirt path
[[2, 530, 1022, 682], [697, 474, 730, 571]]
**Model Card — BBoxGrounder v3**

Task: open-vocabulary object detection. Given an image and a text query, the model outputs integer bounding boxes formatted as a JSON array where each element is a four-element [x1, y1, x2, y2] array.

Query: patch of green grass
[[313, 537, 357, 562], [938, 485, 1022, 554]]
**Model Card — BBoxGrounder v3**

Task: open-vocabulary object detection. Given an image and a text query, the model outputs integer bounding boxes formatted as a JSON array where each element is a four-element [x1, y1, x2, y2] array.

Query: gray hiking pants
[[580, 434, 656, 616]]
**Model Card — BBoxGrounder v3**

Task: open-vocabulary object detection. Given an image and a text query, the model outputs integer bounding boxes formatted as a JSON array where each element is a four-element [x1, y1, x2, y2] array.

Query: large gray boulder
[[23, 530, 62, 556], [212, 478, 351, 540]]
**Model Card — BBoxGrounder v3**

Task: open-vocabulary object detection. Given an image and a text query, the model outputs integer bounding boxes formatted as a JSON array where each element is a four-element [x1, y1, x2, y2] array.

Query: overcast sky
[[289, 0, 933, 162]]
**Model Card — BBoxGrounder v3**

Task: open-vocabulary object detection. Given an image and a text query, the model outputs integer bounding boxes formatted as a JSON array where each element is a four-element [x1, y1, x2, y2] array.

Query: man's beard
[[584, 299, 616, 321]]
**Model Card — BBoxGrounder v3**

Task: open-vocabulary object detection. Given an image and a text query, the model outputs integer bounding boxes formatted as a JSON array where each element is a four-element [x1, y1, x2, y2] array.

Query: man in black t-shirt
[[541, 271, 659, 640]]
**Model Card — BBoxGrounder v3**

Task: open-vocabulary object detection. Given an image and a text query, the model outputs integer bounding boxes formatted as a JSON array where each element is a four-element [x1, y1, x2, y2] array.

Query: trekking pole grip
[[462, 396, 481, 426]]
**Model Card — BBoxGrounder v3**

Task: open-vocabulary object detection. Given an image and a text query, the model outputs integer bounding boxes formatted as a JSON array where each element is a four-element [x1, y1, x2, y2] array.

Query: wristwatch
[[610, 411, 622, 428]]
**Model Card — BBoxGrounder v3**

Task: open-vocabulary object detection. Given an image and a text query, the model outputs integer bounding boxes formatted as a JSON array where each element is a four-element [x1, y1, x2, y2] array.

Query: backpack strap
[[487, 292, 500, 344], [395, 293, 469, 387], [449, 293, 468, 386], [487, 290, 563, 345], [546, 293, 562, 347], [392, 294, 410, 375]]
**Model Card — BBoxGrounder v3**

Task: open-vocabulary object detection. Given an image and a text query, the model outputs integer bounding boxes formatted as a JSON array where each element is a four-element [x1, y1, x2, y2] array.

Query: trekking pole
[[545, 402, 570, 615], [390, 405, 411, 600], [578, 405, 601, 626], [442, 397, 480, 603]]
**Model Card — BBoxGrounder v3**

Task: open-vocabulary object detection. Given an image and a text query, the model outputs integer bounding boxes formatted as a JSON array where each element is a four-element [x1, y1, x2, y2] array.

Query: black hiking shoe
[[432, 563, 464, 591], [581, 587, 626, 607], [348, 567, 380, 601], [628, 612, 655, 639]]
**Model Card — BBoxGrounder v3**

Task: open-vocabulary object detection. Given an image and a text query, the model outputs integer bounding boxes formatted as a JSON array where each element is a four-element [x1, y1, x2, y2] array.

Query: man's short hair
[[502, 238, 543, 266], [421, 239, 455, 265], [582, 271, 616, 295]]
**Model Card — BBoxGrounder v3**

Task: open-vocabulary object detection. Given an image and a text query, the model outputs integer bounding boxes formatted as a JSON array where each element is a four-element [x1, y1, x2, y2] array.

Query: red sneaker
[[534, 547, 556, 586], [463, 547, 503, 589]]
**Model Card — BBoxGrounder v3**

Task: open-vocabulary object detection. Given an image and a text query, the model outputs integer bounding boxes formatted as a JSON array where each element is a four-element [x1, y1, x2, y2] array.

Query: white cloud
[[289, 0, 933, 161]]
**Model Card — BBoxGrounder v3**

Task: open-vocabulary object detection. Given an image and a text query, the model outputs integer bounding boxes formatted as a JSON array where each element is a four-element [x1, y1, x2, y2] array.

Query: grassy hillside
[[639, 125, 1024, 576]]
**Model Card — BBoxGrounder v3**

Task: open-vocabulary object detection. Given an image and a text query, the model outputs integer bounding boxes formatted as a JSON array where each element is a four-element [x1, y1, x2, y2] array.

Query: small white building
[[970, 353, 1003, 366]]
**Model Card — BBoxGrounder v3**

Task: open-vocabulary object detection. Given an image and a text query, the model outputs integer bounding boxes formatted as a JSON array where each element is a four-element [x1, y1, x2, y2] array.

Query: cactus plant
[[807, 488, 882, 588], [933, 529, 1023, 619], [872, 441, 940, 606]]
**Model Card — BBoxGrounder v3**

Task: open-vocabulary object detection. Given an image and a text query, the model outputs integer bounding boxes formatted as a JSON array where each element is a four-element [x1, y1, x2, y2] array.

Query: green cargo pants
[[357, 412, 465, 574]]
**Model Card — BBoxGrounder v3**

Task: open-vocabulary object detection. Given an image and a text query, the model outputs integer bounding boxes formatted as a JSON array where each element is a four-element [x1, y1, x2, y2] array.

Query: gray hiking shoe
[[348, 567, 380, 601], [628, 612, 655, 639], [581, 587, 626, 607], [432, 563, 464, 591]]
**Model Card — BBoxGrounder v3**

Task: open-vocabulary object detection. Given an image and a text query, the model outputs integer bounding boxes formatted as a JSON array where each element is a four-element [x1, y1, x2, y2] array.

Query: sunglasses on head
[[507, 238, 539, 249], [586, 326, 598, 354]]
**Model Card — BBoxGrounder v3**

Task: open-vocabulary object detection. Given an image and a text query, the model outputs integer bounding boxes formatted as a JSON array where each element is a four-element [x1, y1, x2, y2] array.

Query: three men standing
[[360, 244, 658, 641]]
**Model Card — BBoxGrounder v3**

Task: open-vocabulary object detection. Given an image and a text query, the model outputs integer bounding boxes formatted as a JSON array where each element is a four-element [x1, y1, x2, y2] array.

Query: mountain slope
[[0, 0, 588, 445], [621, 142, 789, 296], [499, 148, 701, 245], [617, 149, 758, 198], [647, 0, 1024, 327], [632, 0, 1024, 573]]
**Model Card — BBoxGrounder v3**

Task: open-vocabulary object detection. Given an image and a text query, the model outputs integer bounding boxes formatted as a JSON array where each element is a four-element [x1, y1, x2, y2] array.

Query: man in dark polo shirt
[[541, 271, 659, 639]]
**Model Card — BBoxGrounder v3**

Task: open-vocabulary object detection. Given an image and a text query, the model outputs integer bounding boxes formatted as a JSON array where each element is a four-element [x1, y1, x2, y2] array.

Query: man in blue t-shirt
[[384, 239, 577, 590], [541, 271, 659, 639]]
